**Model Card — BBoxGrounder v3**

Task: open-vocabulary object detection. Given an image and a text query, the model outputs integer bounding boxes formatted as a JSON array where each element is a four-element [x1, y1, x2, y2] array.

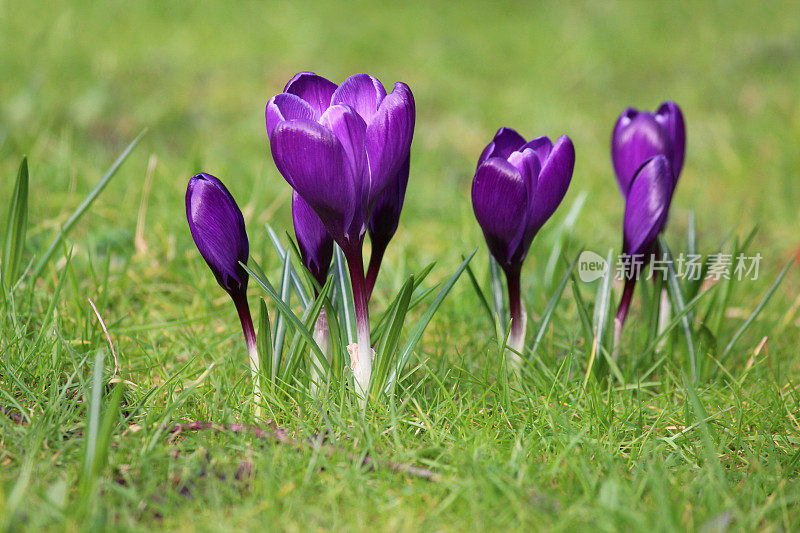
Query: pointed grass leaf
[[385, 249, 475, 391], [257, 298, 274, 383], [658, 236, 697, 381], [464, 256, 495, 325], [2, 157, 28, 288], [370, 275, 414, 396], [272, 252, 293, 363], [333, 245, 356, 344], [33, 130, 145, 278], [489, 256, 506, 328], [718, 256, 793, 364], [266, 224, 311, 307], [241, 260, 329, 376], [529, 250, 580, 360]]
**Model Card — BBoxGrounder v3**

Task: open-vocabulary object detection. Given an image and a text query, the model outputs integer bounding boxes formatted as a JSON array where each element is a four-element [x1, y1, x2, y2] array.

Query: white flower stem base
[[310, 308, 331, 396], [506, 311, 527, 372]]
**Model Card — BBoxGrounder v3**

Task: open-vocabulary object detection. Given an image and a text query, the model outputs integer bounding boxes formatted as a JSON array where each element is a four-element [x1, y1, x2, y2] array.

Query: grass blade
[[333, 245, 356, 344], [529, 251, 580, 359], [272, 252, 292, 366], [2, 157, 29, 288], [386, 249, 475, 390], [658, 236, 697, 381], [266, 224, 311, 308], [463, 256, 494, 325], [257, 298, 274, 383], [32, 130, 145, 278], [718, 256, 793, 362], [489, 255, 506, 328], [593, 250, 615, 358], [242, 260, 328, 370], [370, 276, 414, 396]]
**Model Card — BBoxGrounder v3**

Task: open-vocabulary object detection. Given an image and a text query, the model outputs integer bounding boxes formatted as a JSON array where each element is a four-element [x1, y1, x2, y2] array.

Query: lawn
[[2, 1, 800, 530]]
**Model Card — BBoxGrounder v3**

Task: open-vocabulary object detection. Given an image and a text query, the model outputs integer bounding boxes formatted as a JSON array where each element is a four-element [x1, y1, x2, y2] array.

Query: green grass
[[2, 0, 800, 530]]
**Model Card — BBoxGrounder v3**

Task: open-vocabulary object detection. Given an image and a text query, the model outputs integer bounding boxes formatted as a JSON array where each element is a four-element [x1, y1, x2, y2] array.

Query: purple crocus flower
[[611, 100, 685, 197], [292, 191, 333, 292], [611, 101, 685, 347], [614, 155, 674, 340], [186, 172, 260, 399], [366, 153, 410, 299], [266, 72, 415, 398], [472, 127, 575, 361]]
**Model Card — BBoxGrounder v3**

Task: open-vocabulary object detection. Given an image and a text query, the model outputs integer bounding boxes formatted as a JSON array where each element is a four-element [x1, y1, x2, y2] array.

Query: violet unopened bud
[[186, 172, 249, 297], [186, 172, 261, 409]]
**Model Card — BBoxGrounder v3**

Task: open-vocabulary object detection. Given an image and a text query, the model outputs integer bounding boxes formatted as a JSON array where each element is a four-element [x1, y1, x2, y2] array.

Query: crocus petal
[[528, 135, 575, 234], [331, 73, 387, 125], [472, 158, 527, 267], [292, 191, 333, 289], [265, 93, 317, 139], [186, 173, 249, 295], [612, 110, 670, 197], [477, 127, 526, 168], [365, 82, 415, 205], [655, 100, 686, 182], [623, 155, 674, 257], [270, 119, 356, 243], [507, 147, 541, 210], [319, 104, 368, 190], [368, 152, 410, 248], [520, 136, 553, 166], [284, 71, 338, 118]]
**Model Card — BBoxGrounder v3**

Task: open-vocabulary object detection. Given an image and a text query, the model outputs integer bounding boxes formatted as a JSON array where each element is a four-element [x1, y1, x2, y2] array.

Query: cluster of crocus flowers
[[471, 128, 575, 367], [185, 172, 261, 402], [266, 72, 415, 399], [611, 101, 686, 345]]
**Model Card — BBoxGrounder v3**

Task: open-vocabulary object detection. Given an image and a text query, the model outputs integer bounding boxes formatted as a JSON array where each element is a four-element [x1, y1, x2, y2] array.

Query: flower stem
[[310, 307, 331, 395], [612, 278, 636, 360], [656, 286, 671, 351], [344, 246, 372, 404], [365, 240, 387, 302], [504, 265, 526, 369], [233, 292, 261, 415]]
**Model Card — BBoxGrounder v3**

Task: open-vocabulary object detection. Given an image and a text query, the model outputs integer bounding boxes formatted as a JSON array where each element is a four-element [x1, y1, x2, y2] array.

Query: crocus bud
[[186, 172, 250, 297], [472, 128, 575, 273], [622, 155, 674, 259], [267, 72, 415, 251], [186, 172, 261, 410], [292, 191, 333, 291], [612, 101, 685, 196]]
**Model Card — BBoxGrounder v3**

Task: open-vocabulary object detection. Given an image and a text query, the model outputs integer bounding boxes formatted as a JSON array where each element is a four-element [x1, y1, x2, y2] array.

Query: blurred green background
[[2, 0, 799, 275]]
